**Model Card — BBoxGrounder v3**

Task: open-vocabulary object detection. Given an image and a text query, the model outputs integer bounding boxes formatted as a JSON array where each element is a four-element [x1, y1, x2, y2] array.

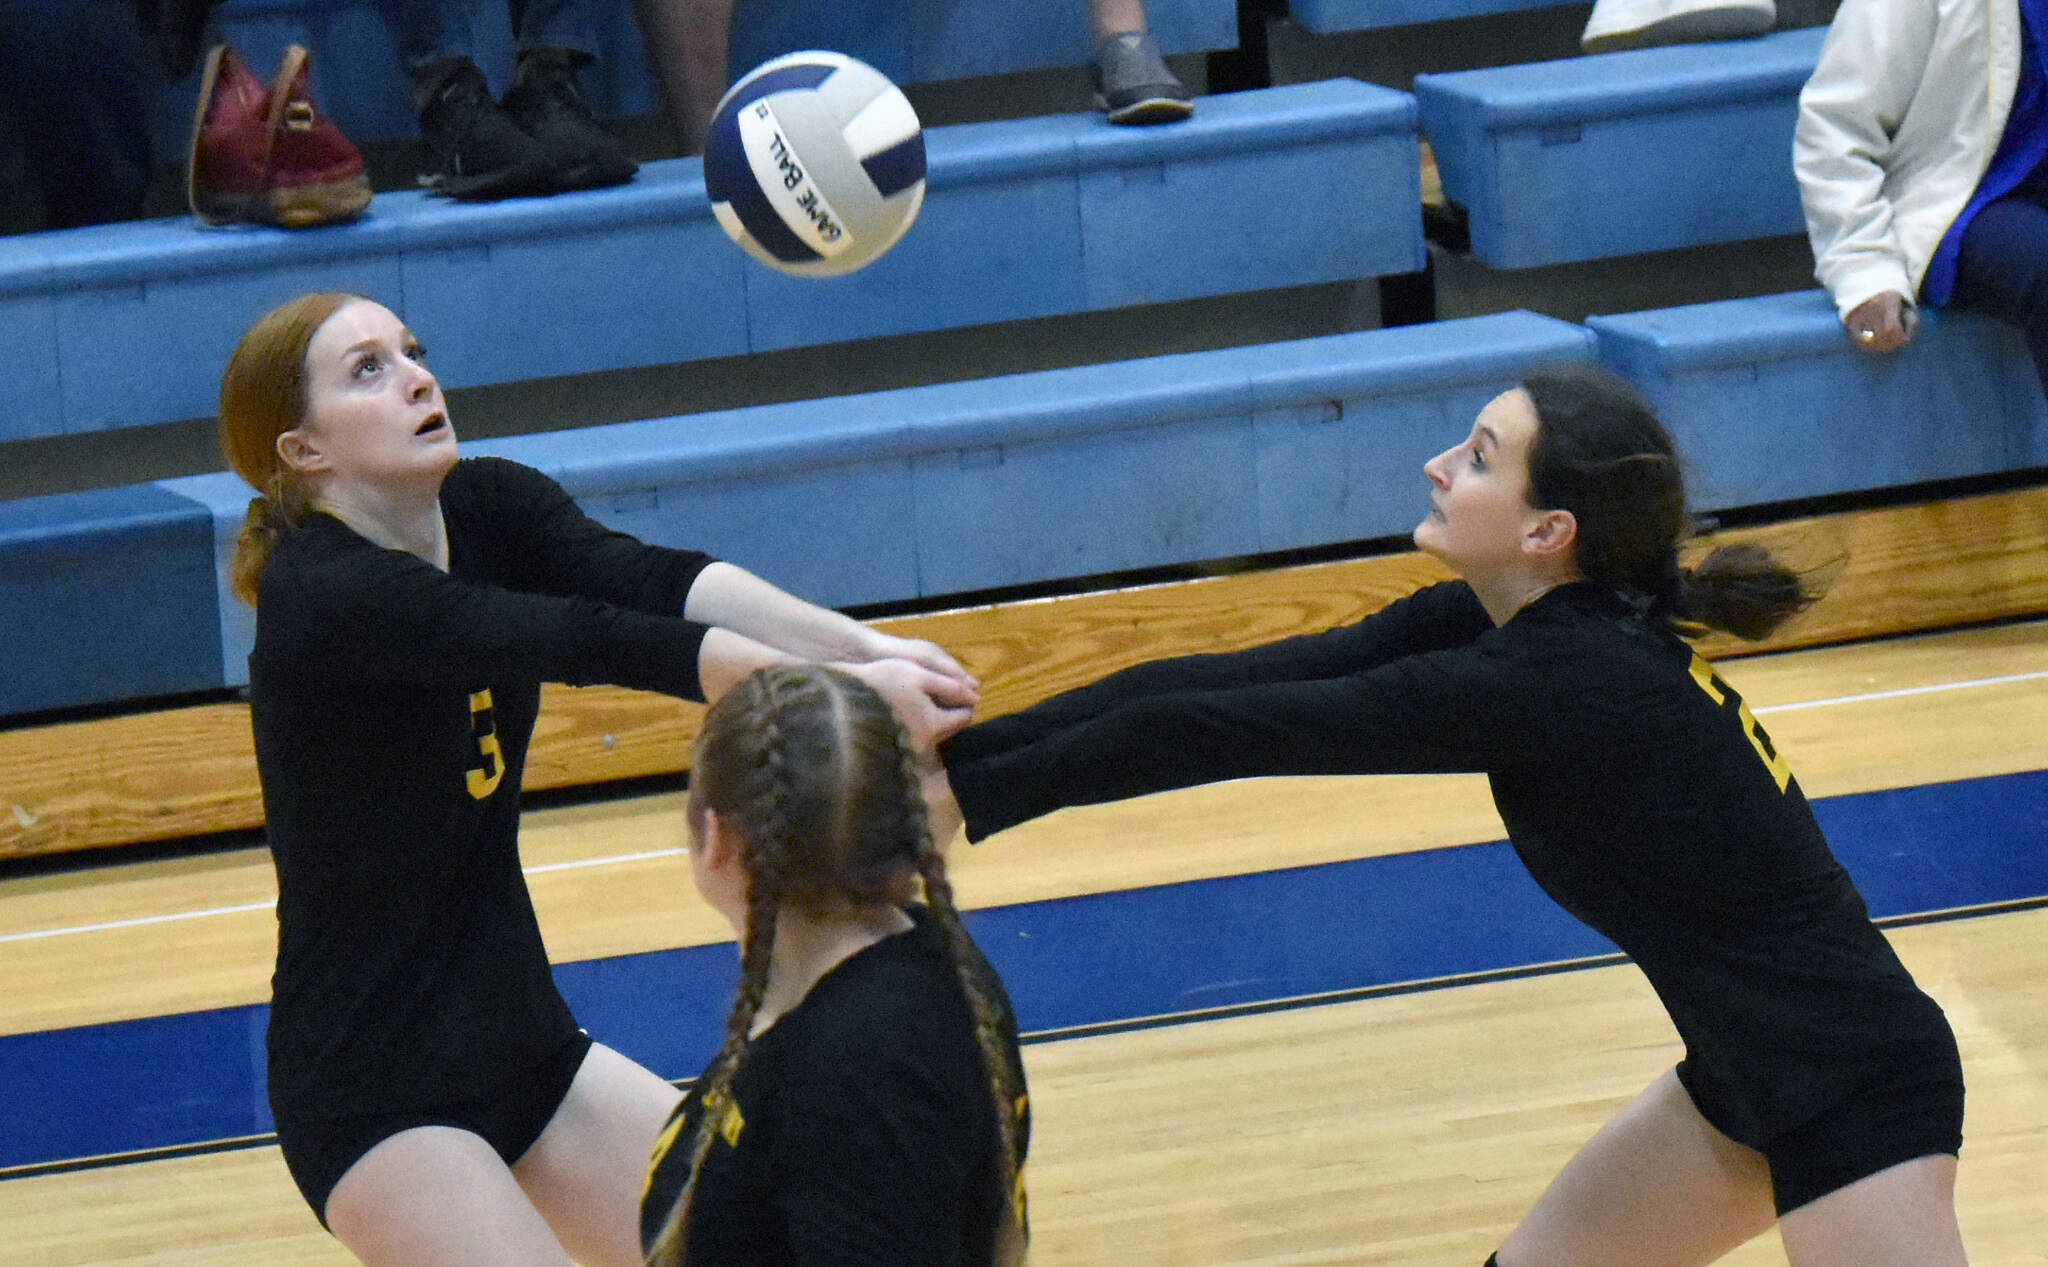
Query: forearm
[[684, 563, 880, 663], [942, 601, 1456, 765], [696, 626, 800, 703]]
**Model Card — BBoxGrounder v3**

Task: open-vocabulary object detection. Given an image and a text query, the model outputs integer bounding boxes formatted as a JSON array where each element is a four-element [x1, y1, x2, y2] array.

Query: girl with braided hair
[[930, 363, 1969, 1265], [643, 664, 1027, 1267]]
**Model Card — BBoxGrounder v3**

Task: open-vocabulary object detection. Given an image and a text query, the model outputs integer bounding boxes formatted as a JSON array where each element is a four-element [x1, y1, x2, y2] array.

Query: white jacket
[[1794, 0, 2024, 319]]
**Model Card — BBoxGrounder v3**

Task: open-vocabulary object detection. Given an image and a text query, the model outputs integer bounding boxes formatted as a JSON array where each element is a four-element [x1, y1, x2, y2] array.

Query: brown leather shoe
[[187, 44, 371, 228]]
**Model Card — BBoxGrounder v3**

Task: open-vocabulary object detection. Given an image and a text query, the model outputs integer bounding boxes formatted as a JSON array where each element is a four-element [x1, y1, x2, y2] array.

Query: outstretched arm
[[686, 562, 979, 699], [942, 580, 1491, 766], [945, 641, 1520, 842]]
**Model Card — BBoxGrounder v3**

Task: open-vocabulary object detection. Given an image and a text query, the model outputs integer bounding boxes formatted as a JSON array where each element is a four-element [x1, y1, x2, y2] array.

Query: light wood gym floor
[[1, 617, 2044, 1265]]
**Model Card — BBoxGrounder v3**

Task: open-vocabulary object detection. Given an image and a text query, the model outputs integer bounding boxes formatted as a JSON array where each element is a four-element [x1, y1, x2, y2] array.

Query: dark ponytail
[[1520, 363, 1817, 640]]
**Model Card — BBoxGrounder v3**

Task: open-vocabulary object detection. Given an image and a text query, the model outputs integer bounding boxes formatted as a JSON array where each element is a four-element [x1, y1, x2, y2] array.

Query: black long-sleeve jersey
[[641, 908, 1028, 1267], [944, 580, 1955, 1147], [251, 457, 715, 1119]]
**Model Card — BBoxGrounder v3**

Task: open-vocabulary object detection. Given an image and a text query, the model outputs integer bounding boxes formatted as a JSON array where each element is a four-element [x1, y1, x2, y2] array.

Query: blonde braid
[[915, 847, 1029, 1265]]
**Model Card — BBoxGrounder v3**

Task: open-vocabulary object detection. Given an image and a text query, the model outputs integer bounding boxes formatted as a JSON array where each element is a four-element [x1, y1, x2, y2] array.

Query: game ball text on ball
[[705, 51, 927, 278]]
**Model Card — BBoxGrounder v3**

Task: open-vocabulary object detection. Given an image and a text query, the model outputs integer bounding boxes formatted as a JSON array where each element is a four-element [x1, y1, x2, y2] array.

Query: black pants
[[1948, 163, 2048, 397]]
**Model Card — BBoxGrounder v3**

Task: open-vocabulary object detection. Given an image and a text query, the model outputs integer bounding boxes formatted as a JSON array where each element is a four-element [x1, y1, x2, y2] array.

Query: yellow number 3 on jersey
[[468, 689, 505, 800], [1687, 654, 1793, 793]]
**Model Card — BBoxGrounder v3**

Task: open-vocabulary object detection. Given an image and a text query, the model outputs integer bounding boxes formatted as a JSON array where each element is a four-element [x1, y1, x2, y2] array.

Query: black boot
[[414, 56, 555, 201], [501, 47, 637, 192]]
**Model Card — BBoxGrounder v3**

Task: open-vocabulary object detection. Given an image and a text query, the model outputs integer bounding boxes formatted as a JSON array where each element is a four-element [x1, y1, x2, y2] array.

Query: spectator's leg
[[627, 0, 732, 154], [1949, 177, 2048, 398], [372, 0, 470, 85], [0, 0, 155, 228], [1089, 0, 1151, 42], [502, 0, 637, 190], [510, 0, 600, 62], [376, 0, 556, 198], [1089, 0, 1191, 126]]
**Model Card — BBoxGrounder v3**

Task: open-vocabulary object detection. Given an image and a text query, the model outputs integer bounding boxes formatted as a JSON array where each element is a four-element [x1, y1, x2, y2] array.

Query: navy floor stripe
[[2, 768, 2043, 1175]]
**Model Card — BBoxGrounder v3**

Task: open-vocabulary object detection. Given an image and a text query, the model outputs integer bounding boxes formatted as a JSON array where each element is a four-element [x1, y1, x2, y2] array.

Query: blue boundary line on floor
[[2, 767, 2044, 1177]]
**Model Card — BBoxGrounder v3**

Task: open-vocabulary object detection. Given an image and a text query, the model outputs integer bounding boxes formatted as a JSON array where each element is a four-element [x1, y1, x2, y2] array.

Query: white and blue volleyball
[[704, 51, 926, 277]]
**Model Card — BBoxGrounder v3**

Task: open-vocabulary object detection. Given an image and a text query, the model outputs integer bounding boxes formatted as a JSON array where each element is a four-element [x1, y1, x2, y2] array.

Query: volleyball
[[703, 51, 927, 277]]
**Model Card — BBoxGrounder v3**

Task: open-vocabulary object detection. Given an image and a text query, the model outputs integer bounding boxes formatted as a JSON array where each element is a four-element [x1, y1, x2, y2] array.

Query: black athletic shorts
[[1678, 1035, 1966, 1216], [272, 1028, 594, 1227]]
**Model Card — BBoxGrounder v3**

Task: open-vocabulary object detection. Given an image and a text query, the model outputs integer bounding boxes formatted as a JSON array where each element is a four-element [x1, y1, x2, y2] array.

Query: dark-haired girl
[[222, 293, 977, 1265], [643, 664, 1028, 1267], [931, 364, 1968, 1265]]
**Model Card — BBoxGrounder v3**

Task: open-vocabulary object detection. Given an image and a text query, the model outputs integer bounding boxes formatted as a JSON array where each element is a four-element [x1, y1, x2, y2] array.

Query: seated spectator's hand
[[1844, 292, 1918, 354]]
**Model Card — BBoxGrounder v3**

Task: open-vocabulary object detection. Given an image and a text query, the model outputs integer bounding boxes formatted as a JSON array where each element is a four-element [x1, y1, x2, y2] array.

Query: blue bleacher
[[209, 0, 1237, 147], [1414, 27, 1823, 268], [9, 286, 2048, 722], [1588, 291, 2048, 507], [1289, 0, 1573, 33], [0, 486, 223, 716], [6, 312, 1595, 717], [0, 78, 1421, 441]]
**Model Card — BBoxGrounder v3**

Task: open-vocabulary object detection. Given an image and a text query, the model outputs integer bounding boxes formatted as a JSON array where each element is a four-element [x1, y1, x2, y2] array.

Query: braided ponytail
[[651, 677, 796, 1267], [916, 847, 1029, 1265], [885, 706, 1028, 1263], [1521, 363, 1818, 641]]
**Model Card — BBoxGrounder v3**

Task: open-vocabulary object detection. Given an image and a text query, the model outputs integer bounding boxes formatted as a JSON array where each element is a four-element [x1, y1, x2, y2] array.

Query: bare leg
[[1497, 1068, 1778, 1267], [514, 1042, 684, 1267], [1778, 1154, 1967, 1267], [325, 1127, 574, 1266], [1088, 0, 1150, 41], [628, 0, 734, 154]]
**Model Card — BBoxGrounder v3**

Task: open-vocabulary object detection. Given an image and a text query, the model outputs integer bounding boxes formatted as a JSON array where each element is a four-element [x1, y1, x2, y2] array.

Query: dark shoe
[[501, 47, 638, 191], [1092, 32, 1193, 126], [187, 44, 371, 227], [416, 58, 556, 201]]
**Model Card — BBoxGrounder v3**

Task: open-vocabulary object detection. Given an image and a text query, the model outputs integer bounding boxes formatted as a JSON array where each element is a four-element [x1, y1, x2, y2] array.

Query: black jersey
[[251, 457, 714, 1119], [944, 580, 1955, 1147], [641, 908, 1028, 1267]]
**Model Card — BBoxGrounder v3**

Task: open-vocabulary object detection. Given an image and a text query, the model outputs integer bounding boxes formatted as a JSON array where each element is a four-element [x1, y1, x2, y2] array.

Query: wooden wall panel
[[4, 485, 2044, 861]]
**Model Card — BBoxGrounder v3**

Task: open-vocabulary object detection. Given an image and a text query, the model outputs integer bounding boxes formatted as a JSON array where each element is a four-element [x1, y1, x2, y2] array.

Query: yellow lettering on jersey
[[1686, 653, 1793, 793], [643, 1108, 690, 1201], [716, 1096, 745, 1148], [467, 689, 505, 800]]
